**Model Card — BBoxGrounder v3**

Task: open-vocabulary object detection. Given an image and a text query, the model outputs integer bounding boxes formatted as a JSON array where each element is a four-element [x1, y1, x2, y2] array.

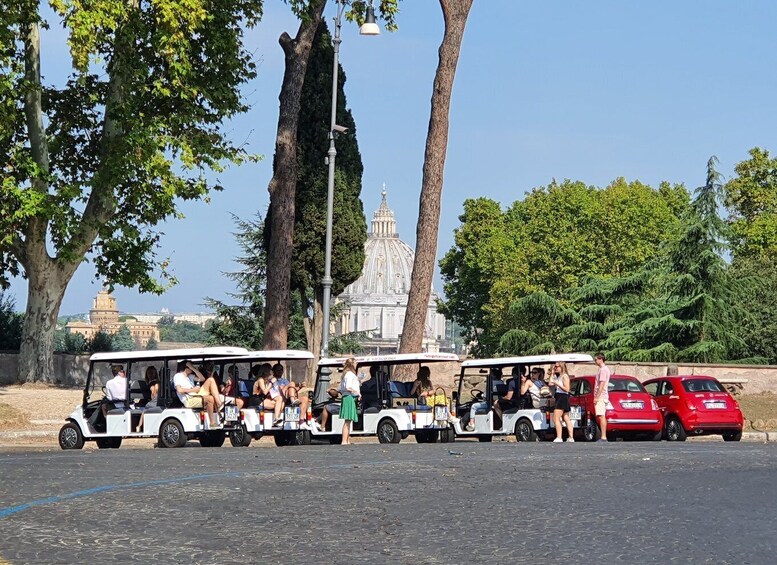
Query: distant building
[[333, 190, 448, 354], [131, 308, 217, 326], [66, 291, 160, 348]]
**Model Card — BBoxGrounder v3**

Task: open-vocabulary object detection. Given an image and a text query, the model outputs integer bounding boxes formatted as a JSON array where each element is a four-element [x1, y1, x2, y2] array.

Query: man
[[173, 360, 220, 427], [102, 364, 128, 417], [593, 353, 611, 442], [492, 365, 525, 421]]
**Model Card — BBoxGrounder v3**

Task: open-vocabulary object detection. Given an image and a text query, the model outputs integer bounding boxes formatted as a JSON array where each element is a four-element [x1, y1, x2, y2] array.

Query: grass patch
[[738, 393, 777, 431], [0, 401, 29, 430]]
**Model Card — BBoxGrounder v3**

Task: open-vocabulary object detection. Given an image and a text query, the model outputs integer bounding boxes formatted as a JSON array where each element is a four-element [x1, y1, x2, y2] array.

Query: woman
[[136, 366, 159, 433], [252, 363, 284, 427], [339, 358, 361, 445], [519, 371, 541, 409], [220, 364, 245, 409], [550, 361, 574, 442], [410, 366, 434, 404]]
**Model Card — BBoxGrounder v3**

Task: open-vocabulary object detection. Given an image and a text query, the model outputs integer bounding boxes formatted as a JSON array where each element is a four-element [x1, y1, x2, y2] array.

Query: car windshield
[[608, 378, 645, 393], [682, 379, 725, 393]]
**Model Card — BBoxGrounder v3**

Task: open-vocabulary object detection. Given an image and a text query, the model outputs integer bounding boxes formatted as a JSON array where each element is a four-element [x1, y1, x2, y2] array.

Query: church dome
[[343, 190, 416, 297]]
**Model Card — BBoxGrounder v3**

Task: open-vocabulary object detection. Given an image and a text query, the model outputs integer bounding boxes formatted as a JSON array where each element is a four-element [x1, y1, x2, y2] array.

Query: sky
[[7, 0, 777, 315]]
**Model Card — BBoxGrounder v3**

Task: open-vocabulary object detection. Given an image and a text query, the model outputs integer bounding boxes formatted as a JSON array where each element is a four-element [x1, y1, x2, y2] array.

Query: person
[[312, 380, 342, 432], [593, 353, 611, 443], [410, 366, 434, 404], [339, 358, 361, 445], [359, 366, 380, 409], [493, 365, 526, 421], [221, 364, 246, 409], [462, 368, 499, 431], [251, 363, 284, 427], [532, 367, 547, 390], [550, 361, 574, 442], [173, 360, 220, 427], [272, 363, 301, 407], [528, 368, 547, 405], [201, 360, 242, 409], [136, 366, 160, 433], [102, 365, 127, 417]]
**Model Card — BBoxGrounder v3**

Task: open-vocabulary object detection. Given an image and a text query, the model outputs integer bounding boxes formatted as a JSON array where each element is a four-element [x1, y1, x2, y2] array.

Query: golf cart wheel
[[200, 431, 226, 448], [96, 437, 122, 449], [274, 432, 289, 447], [58, 422, 84, 450], [722, 430, 742, 442], [664, 416, 687, 442], [582, 418, 601, 442], [159, 418, 186, 448], [289, 429, 311, 446], [230, 425, 252, 447], [515, 419, 538, 442], [477, 435, 493, 443], [440, 428, 456, 443], [377, 419, 401, 444]]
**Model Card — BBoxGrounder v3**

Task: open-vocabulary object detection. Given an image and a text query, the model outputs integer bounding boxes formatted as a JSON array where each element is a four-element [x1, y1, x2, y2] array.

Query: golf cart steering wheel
[[470, 389, 484, 401]]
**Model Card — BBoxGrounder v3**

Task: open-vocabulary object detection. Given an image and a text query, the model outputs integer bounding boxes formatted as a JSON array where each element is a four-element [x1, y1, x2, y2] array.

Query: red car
[[642, 375, 744, 442], [571, 375, 663, 441]]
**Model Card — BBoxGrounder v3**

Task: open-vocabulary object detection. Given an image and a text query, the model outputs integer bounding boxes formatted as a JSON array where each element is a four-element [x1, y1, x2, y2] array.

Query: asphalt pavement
[[0, 441, 775, 564]]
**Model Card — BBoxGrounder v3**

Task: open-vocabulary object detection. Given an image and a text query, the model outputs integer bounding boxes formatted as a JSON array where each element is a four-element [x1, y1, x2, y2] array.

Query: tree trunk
[[300, 287, 323, 386], [399, 0, 473, 354], [264, 1, 326, 349]]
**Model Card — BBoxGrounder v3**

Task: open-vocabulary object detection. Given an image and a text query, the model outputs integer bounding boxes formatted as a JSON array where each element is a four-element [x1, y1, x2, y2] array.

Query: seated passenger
[[462, 369, 500, 431], [312, 381, 342, 432], [201, 360, 243, 409], [173, 360, 220, 427], [136, 366, 160, 432], [102, 364, 128, 417], [251, 363, 284, 427], [410, 366, 434, 404], [221, 364, 246, 409], [360, 366, 380, 408]]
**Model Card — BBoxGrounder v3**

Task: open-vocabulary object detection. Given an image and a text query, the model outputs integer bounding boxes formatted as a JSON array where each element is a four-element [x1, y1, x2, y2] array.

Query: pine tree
[[112, 325, 136, 352]]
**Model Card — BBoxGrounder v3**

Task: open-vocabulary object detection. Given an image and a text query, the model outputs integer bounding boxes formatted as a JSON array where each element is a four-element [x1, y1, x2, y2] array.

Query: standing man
[[593, 353, 611, 443], [103, 364, 128, 416]]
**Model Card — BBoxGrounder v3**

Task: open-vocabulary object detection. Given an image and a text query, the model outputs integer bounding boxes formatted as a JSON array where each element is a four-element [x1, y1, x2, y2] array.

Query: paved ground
[[0, 442, 775, 564]]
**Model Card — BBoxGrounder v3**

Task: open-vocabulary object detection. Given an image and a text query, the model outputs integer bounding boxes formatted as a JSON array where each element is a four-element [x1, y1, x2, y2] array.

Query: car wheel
[[230, 425, 252, 447], [58, 423, 84, 450], [722, 430, 742, 442], [96, 437, 122, 449], [515, 418, 538, 442], [477, 435, 493, 443], [377, 419, 401, 444], [440, 428, 456, 443], [159, 418, 186, 448], [664, 416, 687, 442], [582, 418, 601, 442], [200, 431, 225, 448]]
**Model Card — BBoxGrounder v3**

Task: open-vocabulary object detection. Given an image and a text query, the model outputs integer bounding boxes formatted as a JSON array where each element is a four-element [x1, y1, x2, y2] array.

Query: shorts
[[184, 396, 205, 409], [554, 393, 570, 413], [595, 398, 608, 417], [326, 403, 340, 415], [496, 399, 518, 412]]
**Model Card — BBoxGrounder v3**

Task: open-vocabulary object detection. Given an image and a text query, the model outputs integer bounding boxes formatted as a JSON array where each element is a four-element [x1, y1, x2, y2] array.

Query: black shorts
[[497, 399, 518, 412], [554, 393, 570, 413]]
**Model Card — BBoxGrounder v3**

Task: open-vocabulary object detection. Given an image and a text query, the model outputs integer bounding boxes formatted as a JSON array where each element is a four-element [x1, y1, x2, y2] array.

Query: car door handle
[[669, 395, 679, 399]]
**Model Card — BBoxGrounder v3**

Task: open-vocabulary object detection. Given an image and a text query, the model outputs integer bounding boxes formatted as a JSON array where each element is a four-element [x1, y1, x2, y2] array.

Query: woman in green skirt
[[339, 358, 361, 445]]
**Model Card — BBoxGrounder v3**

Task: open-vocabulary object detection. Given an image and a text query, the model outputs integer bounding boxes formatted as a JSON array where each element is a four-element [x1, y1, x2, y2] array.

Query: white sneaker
[[465, 423, 475, 432], [309, 421, 321, 432], [449, 416, 460, 425], [299, 422, 310, 431], [566, 438, 575, 443], [553, 437, 563, 442]]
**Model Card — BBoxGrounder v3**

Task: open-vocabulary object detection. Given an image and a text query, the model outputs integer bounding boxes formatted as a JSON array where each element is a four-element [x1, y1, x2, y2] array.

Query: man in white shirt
[[594, 353, 611, 442], [103, 365, 127, 416], [173, 360, 220, 427]]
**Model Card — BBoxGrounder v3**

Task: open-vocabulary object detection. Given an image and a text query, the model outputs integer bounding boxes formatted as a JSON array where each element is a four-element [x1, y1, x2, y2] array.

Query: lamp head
[[359, 4, 380, 36]]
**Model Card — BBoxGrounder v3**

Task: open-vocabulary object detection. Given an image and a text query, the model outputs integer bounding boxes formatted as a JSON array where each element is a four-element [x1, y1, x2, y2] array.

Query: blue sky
[[7, 0, 777, 315]]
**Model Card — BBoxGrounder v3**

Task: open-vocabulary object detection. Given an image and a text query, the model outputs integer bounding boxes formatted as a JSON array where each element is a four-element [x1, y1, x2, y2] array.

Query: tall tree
[[1, 1, 263, 382], [112, 324, 136, 351], [400, 0, 473, 354]]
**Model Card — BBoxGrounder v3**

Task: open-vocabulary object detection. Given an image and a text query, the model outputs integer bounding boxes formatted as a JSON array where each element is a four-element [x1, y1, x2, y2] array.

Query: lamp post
[[320, 0, 379, 359]]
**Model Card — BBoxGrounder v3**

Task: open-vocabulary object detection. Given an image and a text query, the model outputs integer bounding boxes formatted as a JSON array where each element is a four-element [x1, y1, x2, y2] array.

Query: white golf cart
[[451, 353, 594, 442], [58, 347, 249, 450], [215, 350, 315, 447], [311, 353, 460, 444]]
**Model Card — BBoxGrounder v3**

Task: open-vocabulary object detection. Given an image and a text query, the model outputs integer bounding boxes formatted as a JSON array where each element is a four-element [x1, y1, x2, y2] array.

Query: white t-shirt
[[105, 375, 126, 403], [173, 371, 195, 403], [595, 364, 611, 402], [340, 370, 361, 397]]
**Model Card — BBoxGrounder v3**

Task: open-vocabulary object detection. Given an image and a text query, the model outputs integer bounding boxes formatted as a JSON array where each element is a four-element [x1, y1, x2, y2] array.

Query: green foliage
[[112, 324, 136, 351], [88, 331, 113, 353], [159, 320, 209, 343], [0, 292, 22, 351], [55, 331, 88, 354], [329, 330, 370, 355], [145, 336, 158, 350]]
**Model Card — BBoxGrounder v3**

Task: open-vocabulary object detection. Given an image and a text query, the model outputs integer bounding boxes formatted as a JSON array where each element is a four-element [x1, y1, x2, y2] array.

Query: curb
[[742, 431, 775, 442]]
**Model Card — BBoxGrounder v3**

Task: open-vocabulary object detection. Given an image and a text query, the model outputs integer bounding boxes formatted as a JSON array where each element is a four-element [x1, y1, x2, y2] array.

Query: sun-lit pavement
[[0, 442, 775, 564]]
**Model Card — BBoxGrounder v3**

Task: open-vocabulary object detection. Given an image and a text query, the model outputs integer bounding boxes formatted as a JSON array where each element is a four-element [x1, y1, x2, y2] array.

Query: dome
[[343, 190, 415, 296]]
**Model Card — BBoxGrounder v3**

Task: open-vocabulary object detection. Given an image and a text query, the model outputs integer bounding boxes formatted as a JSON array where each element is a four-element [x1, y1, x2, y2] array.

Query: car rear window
[[608, 378, 645, 393], [682, 379, 725, 393]]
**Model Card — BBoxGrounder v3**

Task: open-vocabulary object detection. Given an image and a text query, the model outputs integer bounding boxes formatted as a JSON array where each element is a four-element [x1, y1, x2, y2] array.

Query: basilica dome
[[335, 190, 448, 353]]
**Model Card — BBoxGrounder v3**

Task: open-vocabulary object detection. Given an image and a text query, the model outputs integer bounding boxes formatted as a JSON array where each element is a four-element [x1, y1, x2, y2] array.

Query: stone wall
[[0, 353, 90, 387]]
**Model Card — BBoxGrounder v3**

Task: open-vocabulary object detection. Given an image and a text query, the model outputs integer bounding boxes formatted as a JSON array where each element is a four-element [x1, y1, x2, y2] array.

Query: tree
[[145, 336, 158, 351], [112, 324, 136, 351], [286, 20, 367, 367], [1, 1, 263, 382], [0, 292, 23, 351], [263, 0, 399, 349], [88, 331, 113, 353], [400, 0, 474, 355]]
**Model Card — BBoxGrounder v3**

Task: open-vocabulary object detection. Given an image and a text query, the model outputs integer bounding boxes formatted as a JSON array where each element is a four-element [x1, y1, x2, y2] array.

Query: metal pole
[[321, 0, 344, 359]]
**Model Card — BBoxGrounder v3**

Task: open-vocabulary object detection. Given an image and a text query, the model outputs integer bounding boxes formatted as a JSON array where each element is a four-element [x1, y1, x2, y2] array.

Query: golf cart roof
[[461, 353, 594, 369], [318, 352, 460, 368], [89, 346, 250, 362], [212, 349, 314, 363]]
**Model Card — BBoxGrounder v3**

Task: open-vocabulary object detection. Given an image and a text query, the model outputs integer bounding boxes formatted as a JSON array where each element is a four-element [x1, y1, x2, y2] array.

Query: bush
[[0, 293, 23, 351]]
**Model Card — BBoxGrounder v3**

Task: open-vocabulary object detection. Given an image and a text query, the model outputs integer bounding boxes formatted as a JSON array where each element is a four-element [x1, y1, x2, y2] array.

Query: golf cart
[[311, 353, 460, 444], [451, 353, 594, 442], [58, 346, 249, 450]]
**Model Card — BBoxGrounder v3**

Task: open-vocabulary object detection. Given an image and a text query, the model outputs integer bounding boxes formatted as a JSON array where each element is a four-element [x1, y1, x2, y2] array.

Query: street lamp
[[320, 0, 380, 358]]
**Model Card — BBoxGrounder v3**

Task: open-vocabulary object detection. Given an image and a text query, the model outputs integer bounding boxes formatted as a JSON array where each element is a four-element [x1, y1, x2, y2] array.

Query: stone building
[[66, 290, 160, 348], [333, 190, 448, 354]]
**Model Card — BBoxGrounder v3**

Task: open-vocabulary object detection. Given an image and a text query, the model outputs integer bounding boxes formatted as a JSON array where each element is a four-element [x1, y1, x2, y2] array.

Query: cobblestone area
[[0, 442, 775, 564]]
